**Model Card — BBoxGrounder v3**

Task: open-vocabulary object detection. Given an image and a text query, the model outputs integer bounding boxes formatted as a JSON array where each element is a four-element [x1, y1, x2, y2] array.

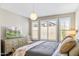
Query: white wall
[[0, 8, 29, 39], [0, 8, 29, 55], [76, 8, 79, 30], [76, 7, 79, 39]]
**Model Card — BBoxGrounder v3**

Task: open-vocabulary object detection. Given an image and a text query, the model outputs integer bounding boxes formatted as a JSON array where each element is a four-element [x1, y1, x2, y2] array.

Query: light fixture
[[29, 4, 38, 20], [30, 11, 38, 20]]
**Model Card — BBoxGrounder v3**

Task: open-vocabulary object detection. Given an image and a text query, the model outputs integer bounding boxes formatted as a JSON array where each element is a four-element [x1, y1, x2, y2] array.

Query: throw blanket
[[13, 41, 45, 56]]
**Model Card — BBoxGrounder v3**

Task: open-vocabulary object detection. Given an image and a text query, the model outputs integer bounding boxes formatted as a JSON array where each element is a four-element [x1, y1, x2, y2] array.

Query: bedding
[[26, 41, 59, 56], [12, 40, 79, 56], [13, 41, 45, 56], [13, 41, 59, 56]]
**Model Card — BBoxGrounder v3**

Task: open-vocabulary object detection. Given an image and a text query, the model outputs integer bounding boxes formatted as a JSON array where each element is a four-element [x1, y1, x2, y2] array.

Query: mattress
[[26, 41, 59, 56]]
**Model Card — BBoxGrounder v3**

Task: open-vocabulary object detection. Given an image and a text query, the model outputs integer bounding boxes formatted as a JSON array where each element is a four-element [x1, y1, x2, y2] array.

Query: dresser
[[1, 38, 28, 56]]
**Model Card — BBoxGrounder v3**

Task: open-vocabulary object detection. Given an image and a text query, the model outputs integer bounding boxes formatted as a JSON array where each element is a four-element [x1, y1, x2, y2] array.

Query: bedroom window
[[48, 19, 57, 41], [59, 17, 71, 41], [32, 21, 39, 40], [31, 19, 58, 41], [40, 19, 57, 41], [30, 13, 75, 41], [40, 20, 48, 40]]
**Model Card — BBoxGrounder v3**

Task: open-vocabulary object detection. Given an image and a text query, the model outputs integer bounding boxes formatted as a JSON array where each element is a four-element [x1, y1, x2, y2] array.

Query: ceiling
[[0, 3, 79, 18]]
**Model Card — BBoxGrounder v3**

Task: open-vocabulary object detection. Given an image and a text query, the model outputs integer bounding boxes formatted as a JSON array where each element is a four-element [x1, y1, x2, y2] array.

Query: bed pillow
[[69, 42, 79, 56], [60, 41, 76, 54], [59, 36, 76, 54], [61, 36, 75, 44], [53, 42, 68, 56]]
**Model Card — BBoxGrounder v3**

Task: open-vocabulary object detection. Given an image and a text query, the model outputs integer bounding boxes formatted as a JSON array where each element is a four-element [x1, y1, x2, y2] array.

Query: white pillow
[[53, 36, 74, 56]]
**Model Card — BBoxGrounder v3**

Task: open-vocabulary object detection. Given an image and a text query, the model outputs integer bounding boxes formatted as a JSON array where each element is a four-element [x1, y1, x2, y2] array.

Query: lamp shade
[[66, 30, 76, 36], [30, 12, 38, 20]]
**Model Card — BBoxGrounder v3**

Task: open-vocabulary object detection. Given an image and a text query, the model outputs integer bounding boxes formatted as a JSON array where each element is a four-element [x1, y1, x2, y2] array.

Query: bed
[[13, 41, 59, 56], [26, 41, 59, 56]]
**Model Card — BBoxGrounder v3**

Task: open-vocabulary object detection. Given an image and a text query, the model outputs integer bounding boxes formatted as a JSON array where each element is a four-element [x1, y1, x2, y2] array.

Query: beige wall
[[0, 8, 29, 39]]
